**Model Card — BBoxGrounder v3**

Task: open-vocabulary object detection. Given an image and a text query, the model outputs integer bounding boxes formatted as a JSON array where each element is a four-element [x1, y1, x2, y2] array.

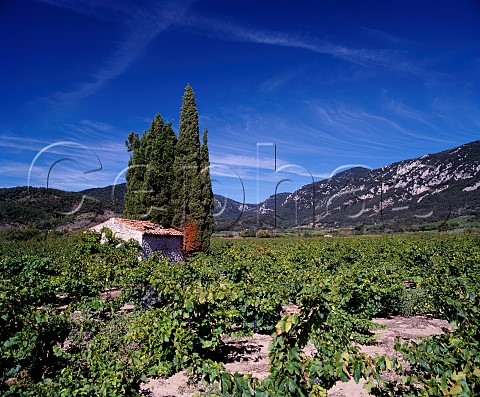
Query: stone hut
[[91, 217, 184, 262]]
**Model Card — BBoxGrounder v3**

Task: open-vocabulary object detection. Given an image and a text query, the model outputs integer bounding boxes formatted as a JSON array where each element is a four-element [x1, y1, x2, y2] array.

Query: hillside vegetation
[[0, 187, 119, 229]]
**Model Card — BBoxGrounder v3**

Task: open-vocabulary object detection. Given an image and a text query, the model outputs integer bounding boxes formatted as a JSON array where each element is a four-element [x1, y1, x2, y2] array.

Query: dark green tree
[[124, 85, 214, 253], [124, 130, 148, 218], [143, 114, 177, 225], [199, 128, 214, 250], [172, 85, 204, 253]]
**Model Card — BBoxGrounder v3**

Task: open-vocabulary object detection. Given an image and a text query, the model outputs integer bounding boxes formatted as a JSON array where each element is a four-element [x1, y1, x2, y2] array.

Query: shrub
[[255, 229, 273, 238], [239, 229, 256, 238]]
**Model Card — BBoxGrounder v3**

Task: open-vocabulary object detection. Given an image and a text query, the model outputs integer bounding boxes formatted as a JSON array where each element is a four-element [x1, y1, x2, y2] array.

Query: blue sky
[[1, 0, 479, 204]]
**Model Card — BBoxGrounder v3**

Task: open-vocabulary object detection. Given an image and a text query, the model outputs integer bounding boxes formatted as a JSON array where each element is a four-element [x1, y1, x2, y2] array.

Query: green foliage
[[124, 86, 213, 253], [199, 128, 214, 251], [172, 85, 202, 249], [172, 85, 213, 253], [124, 115, 178, 223], [218, 287, 381, 396], [124, 130, 147, 218], [144, 114, 178, 226], [240, 229, 256, 238], [1, 232, 479, 395], [0, 187, 117, 229], [368, 292, 480, 396], [381, 284, 428, 316], [255, 229, 273, 238]]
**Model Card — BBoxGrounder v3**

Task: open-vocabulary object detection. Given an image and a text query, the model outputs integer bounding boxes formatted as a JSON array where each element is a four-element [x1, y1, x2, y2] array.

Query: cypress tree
[[144, 114, 177, 225], [124, 85, 213, 253], [200, 128, 214, 250], [172, 85, 203, 253], [124, 130, 148, 218]]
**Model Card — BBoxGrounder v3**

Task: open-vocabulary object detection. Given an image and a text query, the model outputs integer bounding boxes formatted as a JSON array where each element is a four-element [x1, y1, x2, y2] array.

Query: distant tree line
[[123, 85, 214, 253]]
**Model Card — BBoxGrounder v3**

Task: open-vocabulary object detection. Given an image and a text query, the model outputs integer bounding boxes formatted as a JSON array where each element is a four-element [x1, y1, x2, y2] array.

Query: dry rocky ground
[[140, 315, 451, 397]]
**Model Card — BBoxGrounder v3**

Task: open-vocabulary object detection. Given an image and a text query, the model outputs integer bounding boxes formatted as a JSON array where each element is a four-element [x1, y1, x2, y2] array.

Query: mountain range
[[1, 140, 478, 232], [215, 140, 480, 231]]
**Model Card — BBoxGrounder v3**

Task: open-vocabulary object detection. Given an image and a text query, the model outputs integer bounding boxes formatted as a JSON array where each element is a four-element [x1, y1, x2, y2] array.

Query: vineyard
[[1, 229, 479, 396]]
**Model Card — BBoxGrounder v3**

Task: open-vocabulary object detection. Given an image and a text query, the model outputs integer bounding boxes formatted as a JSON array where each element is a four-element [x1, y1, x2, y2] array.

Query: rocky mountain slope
[[1, 140, 478, 231], [214, 140, 480, 230]]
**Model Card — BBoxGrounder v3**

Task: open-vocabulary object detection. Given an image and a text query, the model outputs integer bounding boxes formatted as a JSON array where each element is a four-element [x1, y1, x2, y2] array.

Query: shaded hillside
[[81, 183, 126, 213], [0, 187, 118, 229]]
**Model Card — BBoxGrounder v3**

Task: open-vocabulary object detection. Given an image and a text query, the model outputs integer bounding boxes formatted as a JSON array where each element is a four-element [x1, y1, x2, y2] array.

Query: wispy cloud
[[384, 98, 439, 131], [36, 0, 195, 104], [431, 96, 480, 134], [0, 118, 131, 190], [181, 15, 436, 79], [0, 135, 53, 152], [209, 151, 338, 203], [211, 153, 328, 181], [0, 153, 108, 191], [359, 27, 416, 47], [32, 0, 439, 107], [36, 0, 133, 22], [0, 123, 126, 159], [356, 110, 450, 144], [259, 66, 307, 93], [383, 95, 480, 145], [0, 161, 33, 179], [78, 119, 115, 132], [211, 153, 278, 171], [59, 119, 128, 153], [205, 102, 398, 171], [307, 101, 454, 153]]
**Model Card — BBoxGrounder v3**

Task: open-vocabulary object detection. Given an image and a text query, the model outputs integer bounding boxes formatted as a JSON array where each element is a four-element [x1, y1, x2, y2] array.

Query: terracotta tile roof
[[114, 218, 183, 236]]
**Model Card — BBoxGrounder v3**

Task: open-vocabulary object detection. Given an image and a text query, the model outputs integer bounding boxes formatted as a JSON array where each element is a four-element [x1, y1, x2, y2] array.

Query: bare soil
[[328, 315, 451, 397], [141, 316, 451, 397]]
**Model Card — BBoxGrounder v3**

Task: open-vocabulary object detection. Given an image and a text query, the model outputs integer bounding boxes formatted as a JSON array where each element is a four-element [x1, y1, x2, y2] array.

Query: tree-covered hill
[[0, 186, 119, 229]]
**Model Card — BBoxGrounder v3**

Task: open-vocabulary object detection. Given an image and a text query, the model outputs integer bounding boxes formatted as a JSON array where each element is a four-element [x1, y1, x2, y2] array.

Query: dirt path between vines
[[140, 316, 451, 397]]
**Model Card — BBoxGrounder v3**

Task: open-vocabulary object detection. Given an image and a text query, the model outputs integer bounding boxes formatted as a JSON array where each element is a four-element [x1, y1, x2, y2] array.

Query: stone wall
[[142, 235, 184, 262], [91, 219, 143, 245], [91, 219, 184, 262]]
